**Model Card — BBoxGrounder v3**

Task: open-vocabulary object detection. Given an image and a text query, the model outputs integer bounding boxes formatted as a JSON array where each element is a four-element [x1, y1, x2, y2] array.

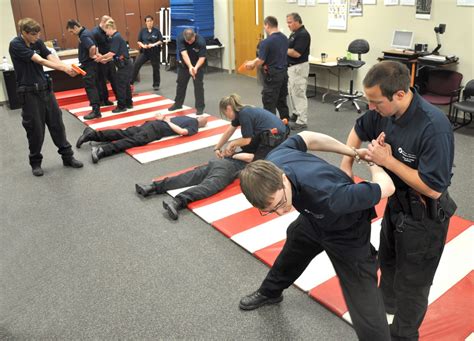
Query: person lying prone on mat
[[214, 93, 289, 163], [76, 114, 208, 163]]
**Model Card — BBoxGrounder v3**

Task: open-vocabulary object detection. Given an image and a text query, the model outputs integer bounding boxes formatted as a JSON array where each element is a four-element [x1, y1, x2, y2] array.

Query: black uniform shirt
[[148, 116, 199, 137], [78, 27, 96, 65], [110, 31, 129, 59], [92, 26, 110, 54], [231, 106, 287, 138], [177, 33, 206, 65], [9, 36, 51, 86], [266, 135, 381, 231], [354, 89, 454, 193], [288, 25, 311, 65], [138, 27, 163, 55], [258, 32, 288, 71]]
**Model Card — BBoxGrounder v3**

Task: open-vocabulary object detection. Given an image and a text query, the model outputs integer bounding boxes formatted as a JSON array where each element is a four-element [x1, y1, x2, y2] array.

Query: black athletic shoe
[[135, 183, 156, 197], [63, 157, 83, 168], [196, 108, 204, 115], [31, 165, 44, 177], [91, 146, 105, 163], [239, 290, 283, 311], [76, 127, 96, 148], [102, 100, 114, 106], [84, 110, 102, 120], [126, 103, 133, 109], [112, 106, 127, 113], [162, 198, 180, 220], [168, 104, 183, 112]]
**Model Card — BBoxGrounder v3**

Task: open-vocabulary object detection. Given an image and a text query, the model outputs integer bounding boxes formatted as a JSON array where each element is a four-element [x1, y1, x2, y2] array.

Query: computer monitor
[[391, 30, 414, 50]]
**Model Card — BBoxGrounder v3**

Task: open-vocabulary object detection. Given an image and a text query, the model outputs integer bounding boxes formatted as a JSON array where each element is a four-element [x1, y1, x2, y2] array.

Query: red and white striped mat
[[155, 170, 474, 341], [58, 91, 241, 164]]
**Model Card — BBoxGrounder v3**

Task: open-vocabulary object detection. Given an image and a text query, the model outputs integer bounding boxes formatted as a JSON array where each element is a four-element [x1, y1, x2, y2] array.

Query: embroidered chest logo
[[397, 147, 416, 163], [193, 48, 200, 53], [304, 209, 324, 219]]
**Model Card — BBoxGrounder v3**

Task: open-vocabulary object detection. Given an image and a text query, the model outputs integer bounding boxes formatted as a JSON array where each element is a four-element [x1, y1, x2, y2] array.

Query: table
[[308, 56, 348, 103], [206, 45, 225, 70]]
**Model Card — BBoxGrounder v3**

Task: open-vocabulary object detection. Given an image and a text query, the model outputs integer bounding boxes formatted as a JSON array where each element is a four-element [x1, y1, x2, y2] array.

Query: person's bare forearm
[[215, 126, 237, 150], [299, 131, 357, 157], [368, 164, 395, 199]]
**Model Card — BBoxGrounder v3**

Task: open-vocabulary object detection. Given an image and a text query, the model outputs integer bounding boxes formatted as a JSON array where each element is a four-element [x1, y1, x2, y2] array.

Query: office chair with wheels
[[451, 79, 474, 130], [334, 39, 370, 113], [420, 69, 463, 119]]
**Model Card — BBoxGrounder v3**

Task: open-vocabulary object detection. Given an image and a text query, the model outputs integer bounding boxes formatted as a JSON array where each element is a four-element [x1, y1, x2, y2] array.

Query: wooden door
[[92, 0, 110, 26], [40, 0, 64, 46], [15, 0, 44, 34], [109, 0, 127, 41], [58, 0, 79, 49], [234, 0, 263, 77], [10, 0, 22, 33], [123, 0, 142, 49], [76, 0, 95, 31]]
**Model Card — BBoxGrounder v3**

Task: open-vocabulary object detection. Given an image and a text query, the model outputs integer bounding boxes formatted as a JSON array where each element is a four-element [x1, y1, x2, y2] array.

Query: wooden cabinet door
[[58, 0, 79, 49], [39, 0, 63, 45], [123, 0, 141, 49], [109, 0, 127, 42], [76, 0, 96, 31], [92, 0, 110, 26], [16, 0, 44, 33]]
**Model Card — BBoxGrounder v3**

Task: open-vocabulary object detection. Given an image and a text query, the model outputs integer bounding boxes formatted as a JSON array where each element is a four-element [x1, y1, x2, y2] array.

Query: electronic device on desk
[[418, 54, 458, 64], [431, 24, 446, 55], [391, 29, 415, 51]]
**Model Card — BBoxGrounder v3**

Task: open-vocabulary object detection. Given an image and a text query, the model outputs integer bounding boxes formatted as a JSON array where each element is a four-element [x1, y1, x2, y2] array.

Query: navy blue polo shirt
[[110, 31, 129, 58], [258, 32, 288, 71], [231, 106, 286, 138], [354, 89, 454, 193], [147, 116, 199, 137], [92, 26, 110, 54], [9, 36, 51, 86], [288, 25, 311, 65], [267, 135, 381, 231], [138, 27, 162, 55], [177, 33, 206, 65], [78, 27, 96, 65]]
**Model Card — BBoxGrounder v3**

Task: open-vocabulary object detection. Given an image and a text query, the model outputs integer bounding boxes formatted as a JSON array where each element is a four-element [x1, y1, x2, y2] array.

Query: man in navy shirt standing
[[168, 28, 207, 115], [66, 20, 101, 120], [76, 114, 208, 163], [131, 15, 163, 91], [239, 132, 395, 340], [286, 13, 311, 130], [245, 16, 290, 121], [96, 20, 133, 113], [92, 15, 117, 107], [9, 18, 83, 176], [340, 61, 456, 340]]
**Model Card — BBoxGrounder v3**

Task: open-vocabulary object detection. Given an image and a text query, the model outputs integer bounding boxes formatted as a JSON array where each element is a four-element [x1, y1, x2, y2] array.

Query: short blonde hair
[[104, 19, 116, 30]]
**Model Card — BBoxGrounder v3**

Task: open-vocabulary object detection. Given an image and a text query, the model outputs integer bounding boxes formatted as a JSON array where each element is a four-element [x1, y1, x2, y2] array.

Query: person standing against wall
[[245, 16, 289, 121], [9, 18, 83, 176], [286, 13, 311, 131], [92, 15, 118, 106], [168, 28, 206, 115], [131, 15, 163, 91], [66, 20, 101, 120]]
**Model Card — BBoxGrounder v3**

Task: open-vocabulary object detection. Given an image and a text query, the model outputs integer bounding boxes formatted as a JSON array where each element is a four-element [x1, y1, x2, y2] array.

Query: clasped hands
[[214, 143, 237, 159], [362, 132, 393, 167]]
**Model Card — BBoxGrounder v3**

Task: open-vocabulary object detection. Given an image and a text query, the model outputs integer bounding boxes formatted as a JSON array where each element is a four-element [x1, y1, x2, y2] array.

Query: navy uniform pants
[[82, 62, 101, 107], [379, 195, 450, 341], [19, 90, 74, 166], [258, 213, 391, 341], [96, 61, 117, 103], [154, 159, 245, 206], [174, 63, 205, 112], [94, 122, 162, 156], [115, 61, 133, 109], [131, 51, 161, 88], [262, 69, 290, 120]]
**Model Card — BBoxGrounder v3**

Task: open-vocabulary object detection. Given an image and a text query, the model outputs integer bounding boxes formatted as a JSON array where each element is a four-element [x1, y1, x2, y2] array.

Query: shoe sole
[[135, 184, 149, 197], [162, 201, 178, 220], [239, 296, 283, 311]]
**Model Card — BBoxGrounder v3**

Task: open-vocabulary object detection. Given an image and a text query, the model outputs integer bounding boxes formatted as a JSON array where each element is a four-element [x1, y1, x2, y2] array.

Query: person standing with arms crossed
[[131, 15, 163, 91], [92, 15, 118, 107], [340, 60, 457, 340], [238, 131, 395, 340], [96, 19, 133, 114], [66, 20, 101, 120], [9, 18, 83, 176], [168, 28, 206, 115], [245, 16, 290, 121], [286, 13, 311, 131]]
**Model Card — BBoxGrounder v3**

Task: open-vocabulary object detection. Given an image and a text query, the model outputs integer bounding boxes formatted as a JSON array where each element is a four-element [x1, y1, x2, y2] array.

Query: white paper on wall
[[457, 0, 474, 5], [363, 0, 376, 3], [400, 0, 415, 5], [416, 0, 432, 19], [349, 0, 363, 15], [384, 0, 398, 5], [328, 0, 348, 30]]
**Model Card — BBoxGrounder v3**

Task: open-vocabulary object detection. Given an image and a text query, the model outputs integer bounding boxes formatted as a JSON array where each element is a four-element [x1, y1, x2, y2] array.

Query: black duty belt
[[17, 83, 50, 93]]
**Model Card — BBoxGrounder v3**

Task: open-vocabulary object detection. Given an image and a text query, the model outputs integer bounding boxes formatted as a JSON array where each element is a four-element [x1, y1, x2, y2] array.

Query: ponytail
[[219, 93, 245, 117]]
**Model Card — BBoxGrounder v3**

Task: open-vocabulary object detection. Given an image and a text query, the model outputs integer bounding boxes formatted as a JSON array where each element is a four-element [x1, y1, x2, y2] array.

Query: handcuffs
[[351, 147, 375, 166]]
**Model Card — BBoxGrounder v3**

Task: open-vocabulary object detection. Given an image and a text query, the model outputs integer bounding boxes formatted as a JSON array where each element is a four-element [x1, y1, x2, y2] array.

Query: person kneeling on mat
[[76, 114, 208, 163]]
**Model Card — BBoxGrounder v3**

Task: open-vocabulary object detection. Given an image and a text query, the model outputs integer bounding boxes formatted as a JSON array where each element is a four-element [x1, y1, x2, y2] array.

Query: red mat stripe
[[95, 108, 197, 131], [74, 96, 165, 117], [126, 123, 231, 155], [63, 92, 152, 111], [188, 180, 242, 209]]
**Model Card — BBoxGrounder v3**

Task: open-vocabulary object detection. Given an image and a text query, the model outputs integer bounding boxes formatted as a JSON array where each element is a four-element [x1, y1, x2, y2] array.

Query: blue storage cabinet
[[170, 0, 215, 40]]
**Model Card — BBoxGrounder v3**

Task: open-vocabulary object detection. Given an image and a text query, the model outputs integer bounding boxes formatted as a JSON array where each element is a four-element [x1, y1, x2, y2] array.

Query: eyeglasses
[[259, 189, 287, 216]]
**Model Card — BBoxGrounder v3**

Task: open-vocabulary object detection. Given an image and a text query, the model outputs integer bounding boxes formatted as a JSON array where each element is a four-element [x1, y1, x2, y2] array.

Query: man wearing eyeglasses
[[238, 131, 395, 340]]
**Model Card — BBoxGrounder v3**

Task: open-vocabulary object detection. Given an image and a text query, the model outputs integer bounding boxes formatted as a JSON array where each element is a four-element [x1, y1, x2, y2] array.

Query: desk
[[206, 45, 225, 70], [308, 56, 347, 103]]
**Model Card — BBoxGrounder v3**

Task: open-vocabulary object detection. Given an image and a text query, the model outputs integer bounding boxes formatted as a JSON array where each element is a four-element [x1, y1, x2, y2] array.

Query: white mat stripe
[[231, 211, 299, 253], [190, 193, 252, 222], [132, 130, 243, 164], [69, 94, 161, 114]]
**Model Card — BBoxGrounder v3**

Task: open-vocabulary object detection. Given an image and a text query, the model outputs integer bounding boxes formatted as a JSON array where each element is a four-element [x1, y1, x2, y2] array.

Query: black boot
[[63, 157, 83, 168], [76, 127, 97, 148], [31, 165, 44, 177], [162, 197, 183, 220], [135, 183, 157, 197], [84, 105, 101, 120], [91, 146, 105, 163]]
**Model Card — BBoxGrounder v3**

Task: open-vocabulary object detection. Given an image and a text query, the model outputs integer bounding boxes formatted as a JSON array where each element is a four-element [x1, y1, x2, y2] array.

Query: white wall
[[0, 0, 17, 102], [263, 0, 473, 92], [213, 0, 233, 71]]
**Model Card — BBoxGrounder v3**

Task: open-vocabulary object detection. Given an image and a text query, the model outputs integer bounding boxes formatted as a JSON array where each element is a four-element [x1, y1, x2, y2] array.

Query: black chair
[[451, 79, 474, 130], [334, 39, 370, 113]]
